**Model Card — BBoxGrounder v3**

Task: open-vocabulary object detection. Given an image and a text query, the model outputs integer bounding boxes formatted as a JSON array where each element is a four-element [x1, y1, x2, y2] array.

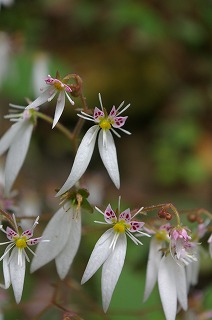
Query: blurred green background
[[0, 0, 212, 319]]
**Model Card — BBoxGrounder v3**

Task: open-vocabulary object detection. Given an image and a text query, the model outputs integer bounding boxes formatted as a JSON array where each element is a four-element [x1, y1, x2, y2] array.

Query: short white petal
[[55, 212, 81, 279], [52, 91, 65, 128], [26, 87, 53, 109], [143, 237, 162, 301], [101, 233, 127, 313], [56, 125, 99, 196], [9, 248, 26, 303], [173, 261, 188, 311], [98, 130, 120, 189], [4, 121, 33, 195], [158, 255, 177, 320], [81, 229, 114, 284], [0, 121, 23, 155], [30, 207, 72, 272]]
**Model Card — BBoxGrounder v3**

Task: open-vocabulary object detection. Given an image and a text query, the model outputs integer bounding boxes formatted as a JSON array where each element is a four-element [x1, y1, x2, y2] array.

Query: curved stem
[[140, 203, 181, 225]]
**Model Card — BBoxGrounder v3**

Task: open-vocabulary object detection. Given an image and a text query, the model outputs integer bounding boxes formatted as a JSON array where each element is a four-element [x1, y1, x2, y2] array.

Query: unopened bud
[[165, 212, 172, 221]]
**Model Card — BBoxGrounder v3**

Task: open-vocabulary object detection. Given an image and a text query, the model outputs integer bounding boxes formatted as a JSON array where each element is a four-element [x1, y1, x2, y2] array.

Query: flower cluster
[[0, 71, 212, 320]]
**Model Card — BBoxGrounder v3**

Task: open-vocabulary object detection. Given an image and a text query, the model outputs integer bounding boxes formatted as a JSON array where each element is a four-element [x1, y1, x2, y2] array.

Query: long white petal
[[173, 261, 188, 311], [158, 255, 177, 320], [56, 125, 99, 196], [0, 120, 23, 155], [26, 87, 54, 109], [4, 121, 33, 195], [143, 237, 162, 302], [9, 248, 26, 303], [98, 130, 120, 189], [52, 91, 65, 128], [0, 246, 11, 289], [81, 229, 114, 284], [30, 207, 71, 273], [186, 260, 199, 288], [101, 233, 127, 313], [55, 211, 81, 280]]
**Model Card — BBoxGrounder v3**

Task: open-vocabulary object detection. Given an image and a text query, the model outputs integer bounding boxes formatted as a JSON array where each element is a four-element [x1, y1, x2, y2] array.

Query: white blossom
[[0, 105, 36, 196], [26, 74, 74, 128], [30, 201, 81, 280], [81, 199, 148, 312], [144, 226, 189, 320], [0, 214, 43, 303], [56, 94, 131, 196]]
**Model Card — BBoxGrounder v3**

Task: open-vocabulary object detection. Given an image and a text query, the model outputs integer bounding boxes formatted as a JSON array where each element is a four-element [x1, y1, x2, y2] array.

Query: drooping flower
[[170, 226, 198, 265], [0, 104, 36, 196], [26, 73, 74, 128], [30, 190, 88, 280], [144, 224, 188, 320], [0, 214, 43, 303], [81, 198, 149, 313], [56, 94, 131, 196]]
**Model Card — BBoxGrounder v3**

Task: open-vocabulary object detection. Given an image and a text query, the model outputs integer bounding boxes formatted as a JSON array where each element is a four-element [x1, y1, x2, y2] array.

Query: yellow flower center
[[99, 119, 111, 130], [155, 229, 168, 241], [113, 220, 130, 233], [54, 81, 64, 91], [15, 237, 27, 249]]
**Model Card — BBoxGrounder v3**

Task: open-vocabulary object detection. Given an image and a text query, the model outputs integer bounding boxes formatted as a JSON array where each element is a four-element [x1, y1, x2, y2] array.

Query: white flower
[[144, 225, 188, 320], [170, 227, 198, 266], [56, 94, 131, 196], [30, 201, 81, 280], [0, 105, 36, 196], [0, 214, 43, 303], [81, 198, 149, 313], [26, 73, 74, 128]]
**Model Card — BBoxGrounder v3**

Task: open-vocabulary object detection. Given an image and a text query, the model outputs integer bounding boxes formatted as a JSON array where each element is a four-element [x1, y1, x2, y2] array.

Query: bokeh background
[[0, 0, 212, 319]]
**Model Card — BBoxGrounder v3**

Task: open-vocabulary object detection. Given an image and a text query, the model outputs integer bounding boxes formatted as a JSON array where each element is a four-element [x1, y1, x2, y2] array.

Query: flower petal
[[94, 107, 104, 122], [52, 91, 65, 128], [104, 204, 117, 224], [129, 221, 144, 232], [55, 211, 81, 279], [0, 247, 11, 289], [172, 261, 188, 311], [98, 130, 120, 189], [9, 248, 26, 303], [158, 255, 177, 320], [81, 228, 114, 284], [56, 125, 99, 196], [26, 87, 54, 109], [6, 226, 18, 240], [0, 121, 23, 155], [113, 116, 128, 128], [101, 233, 127, 313], [4, 121, 33, 195], [186, 259, 199, 288], [30, 207, 71, 273], [119, 208, 131, 223], [143, 237, 162, 302]]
